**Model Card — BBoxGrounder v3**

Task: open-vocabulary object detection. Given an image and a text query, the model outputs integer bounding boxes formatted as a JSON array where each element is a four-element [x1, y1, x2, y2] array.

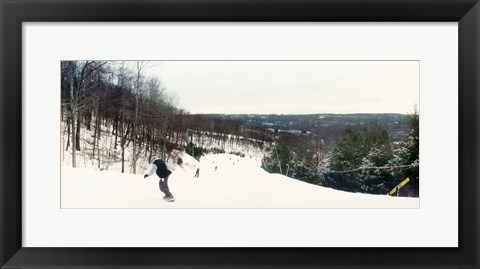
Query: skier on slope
[[194, 168, 200, 178], [144, 156, 174, 202]]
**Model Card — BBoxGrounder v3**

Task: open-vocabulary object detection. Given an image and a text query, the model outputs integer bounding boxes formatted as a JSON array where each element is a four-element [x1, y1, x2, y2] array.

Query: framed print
[[1, 0, 479, 268]]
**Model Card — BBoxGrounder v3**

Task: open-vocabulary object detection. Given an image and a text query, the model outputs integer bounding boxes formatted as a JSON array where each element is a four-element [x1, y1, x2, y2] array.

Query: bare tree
[[143, 76, 166, 160], [114, 63, 134, 173], [62, 61, 106, 168], [158, 92, 178, 160], [131, 61, 150, 174]]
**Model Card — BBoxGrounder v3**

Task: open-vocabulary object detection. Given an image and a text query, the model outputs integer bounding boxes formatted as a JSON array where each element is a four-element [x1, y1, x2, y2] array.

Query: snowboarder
[[144, 156, 174, 202], [194, 168, 200, 178]]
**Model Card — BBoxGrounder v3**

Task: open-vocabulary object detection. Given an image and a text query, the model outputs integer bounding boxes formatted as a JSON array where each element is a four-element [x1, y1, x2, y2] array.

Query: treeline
[[206, 113, 410, 141], [61, 61, 267, 173], [263, 112, 419, 197], [186, 114, 274, 150]]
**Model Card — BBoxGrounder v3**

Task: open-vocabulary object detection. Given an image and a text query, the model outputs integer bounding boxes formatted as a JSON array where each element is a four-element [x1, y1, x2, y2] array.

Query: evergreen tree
[[321, 127, 395, 193], [388, 110, 419, 196]]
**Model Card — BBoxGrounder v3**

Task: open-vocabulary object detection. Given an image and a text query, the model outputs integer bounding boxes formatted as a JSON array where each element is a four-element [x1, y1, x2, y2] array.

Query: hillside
[[204, 113, 409, 141], [61, 152, 419, 209]]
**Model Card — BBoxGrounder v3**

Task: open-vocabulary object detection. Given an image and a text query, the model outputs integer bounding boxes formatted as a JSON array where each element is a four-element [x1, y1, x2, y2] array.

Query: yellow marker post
[[387, 177, 411, 196], [285, 164, 290, 177]]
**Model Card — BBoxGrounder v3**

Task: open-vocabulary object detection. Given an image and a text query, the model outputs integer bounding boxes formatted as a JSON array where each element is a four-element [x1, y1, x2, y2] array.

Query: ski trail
[[61, 153, 419, 209]]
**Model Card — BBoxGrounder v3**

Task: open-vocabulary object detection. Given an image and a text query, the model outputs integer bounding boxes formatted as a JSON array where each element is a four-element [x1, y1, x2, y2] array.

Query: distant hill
[[202, 113, 409, 141]]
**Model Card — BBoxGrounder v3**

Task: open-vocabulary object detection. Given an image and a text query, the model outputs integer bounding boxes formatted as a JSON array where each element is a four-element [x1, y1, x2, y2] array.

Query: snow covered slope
[[61, 153, 419, 209]]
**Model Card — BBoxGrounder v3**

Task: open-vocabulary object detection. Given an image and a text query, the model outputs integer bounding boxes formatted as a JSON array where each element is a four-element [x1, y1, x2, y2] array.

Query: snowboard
[[387, 177, 410, 196]]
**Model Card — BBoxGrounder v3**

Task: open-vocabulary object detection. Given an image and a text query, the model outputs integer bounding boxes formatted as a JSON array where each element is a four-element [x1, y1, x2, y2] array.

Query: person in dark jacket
[[194, 168, 200, 178], [144, 156, 174, 201]]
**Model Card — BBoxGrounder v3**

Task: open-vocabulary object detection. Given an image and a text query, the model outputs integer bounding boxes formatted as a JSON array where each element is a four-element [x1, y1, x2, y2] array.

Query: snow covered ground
[[61, 152, 419, 209]]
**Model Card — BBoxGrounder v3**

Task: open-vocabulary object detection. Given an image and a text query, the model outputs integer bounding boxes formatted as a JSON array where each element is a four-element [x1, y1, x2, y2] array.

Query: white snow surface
[[61, 153, 419, 209]]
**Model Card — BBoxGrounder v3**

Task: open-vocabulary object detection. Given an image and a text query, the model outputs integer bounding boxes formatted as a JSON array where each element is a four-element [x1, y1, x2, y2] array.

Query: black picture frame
[[1, 0, 479, 268]]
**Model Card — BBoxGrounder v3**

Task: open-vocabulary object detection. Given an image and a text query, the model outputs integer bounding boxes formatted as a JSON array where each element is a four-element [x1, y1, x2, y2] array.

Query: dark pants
[[159, 176, 173, 198]]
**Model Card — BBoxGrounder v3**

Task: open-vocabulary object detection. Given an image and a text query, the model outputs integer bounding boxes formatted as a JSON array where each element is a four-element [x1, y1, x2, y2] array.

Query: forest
[[260, 112, 419, 196], [61, 61, 266, 172], [61, 60, 419, 197]]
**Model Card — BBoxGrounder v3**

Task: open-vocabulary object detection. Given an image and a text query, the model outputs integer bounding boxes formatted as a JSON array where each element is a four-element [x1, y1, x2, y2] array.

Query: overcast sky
[[141, 61, 419, 115]]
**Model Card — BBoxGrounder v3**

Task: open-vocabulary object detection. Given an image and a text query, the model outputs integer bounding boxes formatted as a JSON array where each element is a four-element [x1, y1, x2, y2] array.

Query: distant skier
[[194, 168, 200, 178], [144, 156, 174, 202], [214, 166, 218, 172]]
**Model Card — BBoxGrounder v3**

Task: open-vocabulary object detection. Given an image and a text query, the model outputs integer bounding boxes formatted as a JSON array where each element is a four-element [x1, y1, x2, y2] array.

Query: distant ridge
[[200, 113, 409, 141]]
